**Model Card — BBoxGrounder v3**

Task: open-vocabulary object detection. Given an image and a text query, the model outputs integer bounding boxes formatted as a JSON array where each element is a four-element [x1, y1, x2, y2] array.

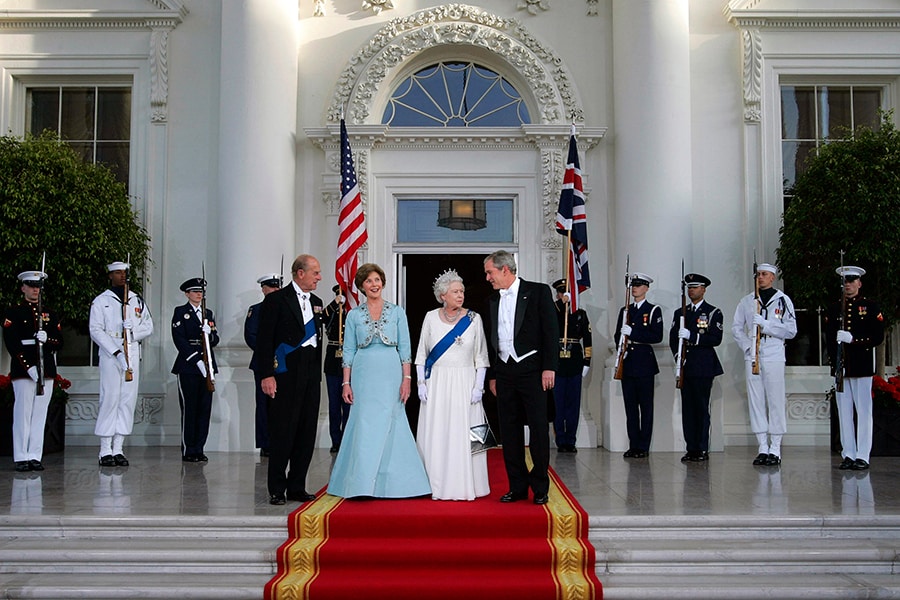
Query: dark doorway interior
[[401, 254, 500, 441]]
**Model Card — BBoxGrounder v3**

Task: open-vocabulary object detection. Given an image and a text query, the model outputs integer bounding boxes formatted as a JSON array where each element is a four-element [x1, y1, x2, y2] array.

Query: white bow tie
[[500, 289, 514, 297]]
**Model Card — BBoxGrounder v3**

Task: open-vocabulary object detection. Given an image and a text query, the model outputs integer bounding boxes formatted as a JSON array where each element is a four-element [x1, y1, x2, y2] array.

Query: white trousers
[[744, 359, 787, 435], [836, 376, 873, 462], [94, 347, 140, 438], [11, 378, 52, 462]]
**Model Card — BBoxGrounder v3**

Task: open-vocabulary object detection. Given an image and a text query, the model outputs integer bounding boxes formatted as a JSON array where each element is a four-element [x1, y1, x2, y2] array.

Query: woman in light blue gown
[[327, 263, 431, 499]]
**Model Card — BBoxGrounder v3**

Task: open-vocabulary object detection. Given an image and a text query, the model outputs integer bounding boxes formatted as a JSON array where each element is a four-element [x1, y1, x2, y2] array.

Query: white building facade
[[1, 0, 898, 453]]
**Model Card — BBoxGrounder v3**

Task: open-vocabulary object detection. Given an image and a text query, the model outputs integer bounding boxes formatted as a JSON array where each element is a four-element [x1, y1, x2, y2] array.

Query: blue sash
[[273, 316, 317, 374], [424, 312, 473, 379]]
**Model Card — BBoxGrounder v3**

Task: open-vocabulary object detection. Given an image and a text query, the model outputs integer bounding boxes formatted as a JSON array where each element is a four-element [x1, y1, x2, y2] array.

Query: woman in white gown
[[415, 270, 491, 501]]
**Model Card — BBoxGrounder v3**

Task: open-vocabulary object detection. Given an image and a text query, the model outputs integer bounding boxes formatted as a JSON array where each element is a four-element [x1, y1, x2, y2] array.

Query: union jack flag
[[555, 124, 590, 312], [337, 119, 368, 307]]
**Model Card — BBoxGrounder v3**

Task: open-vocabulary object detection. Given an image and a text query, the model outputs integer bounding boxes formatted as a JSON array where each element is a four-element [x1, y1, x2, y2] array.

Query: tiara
[[433, 268, 459, 286]]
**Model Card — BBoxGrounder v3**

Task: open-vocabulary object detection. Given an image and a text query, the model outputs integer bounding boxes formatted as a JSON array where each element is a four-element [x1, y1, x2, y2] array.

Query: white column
[[605, 0, 693, 452], [212, 0, 299, 451]]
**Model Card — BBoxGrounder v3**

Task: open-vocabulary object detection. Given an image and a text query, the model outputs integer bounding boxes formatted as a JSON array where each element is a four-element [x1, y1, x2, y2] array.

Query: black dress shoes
[[286, 492, 317, 502], [681, 452, 696, 462], [260, 448, 270, 458], [852, 459, 869, 471], [329, 446, 339, 454], [533, 494, 549, 505], [29, 460, 44, 471], [623, 449, 636, 458], [752, 453, 768, 466], [632, 450, 648, 458], [14, 461, 31, 472], [113, 454, 129, 467], [99, 455, 116, 467], [500, 491, 528, 503], [697, 452, 709, 462], [197, 454, 209, 462], [269, 494, 286, 506], [838, 457, 855, 470], [766, 454, 781, 466], [182, 455, 199, 463]]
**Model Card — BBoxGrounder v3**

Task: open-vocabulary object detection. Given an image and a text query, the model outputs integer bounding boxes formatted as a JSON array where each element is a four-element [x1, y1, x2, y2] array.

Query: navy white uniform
[[669, 275, 723, 461], [551, 279, 592, 452], [171, 278, 219, 461], [731, 263, 796, 464], [2, 271, 63, 471], [824, 266, 884, 468], [322, 285, 350, 452], [614, 276, 663, 455], [89, 262, 153, 464]]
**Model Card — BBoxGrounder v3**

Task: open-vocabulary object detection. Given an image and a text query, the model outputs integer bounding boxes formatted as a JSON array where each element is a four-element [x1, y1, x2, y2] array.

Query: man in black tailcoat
[[483, 250, 559, 506], [255, 254, 324, 505]]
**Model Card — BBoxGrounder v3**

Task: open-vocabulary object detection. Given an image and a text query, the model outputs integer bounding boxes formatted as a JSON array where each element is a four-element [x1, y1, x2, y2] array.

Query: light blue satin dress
[[327, 301, 431, 498]]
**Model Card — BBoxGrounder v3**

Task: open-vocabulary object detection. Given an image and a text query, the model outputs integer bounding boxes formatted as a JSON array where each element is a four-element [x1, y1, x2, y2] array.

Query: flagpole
[[561, 231, 572, 358]]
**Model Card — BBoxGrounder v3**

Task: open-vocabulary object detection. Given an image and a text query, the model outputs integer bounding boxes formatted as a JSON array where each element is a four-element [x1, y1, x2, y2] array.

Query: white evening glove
[[471, 389, 483, 404], [416, 365, 427, 402]]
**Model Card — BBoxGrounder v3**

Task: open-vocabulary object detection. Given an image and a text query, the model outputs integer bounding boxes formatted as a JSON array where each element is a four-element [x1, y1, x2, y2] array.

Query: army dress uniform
[[89, 261, 154, 465], [171, 278, 219, 462], [551, 279, 592, 452], [2, 271, 63, 471], [824, 266, 884, 469], [322, 285, 350, 452], [614, 273, 664, 457], [668, 274, 724, 462]]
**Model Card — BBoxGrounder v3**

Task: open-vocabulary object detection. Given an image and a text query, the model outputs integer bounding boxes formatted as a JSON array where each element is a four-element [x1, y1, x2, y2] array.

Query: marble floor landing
[[1, 444, 898, 519]]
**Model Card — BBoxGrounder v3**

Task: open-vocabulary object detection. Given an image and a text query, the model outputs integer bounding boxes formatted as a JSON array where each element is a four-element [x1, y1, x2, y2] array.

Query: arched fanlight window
[[382, 62, 530, 126]]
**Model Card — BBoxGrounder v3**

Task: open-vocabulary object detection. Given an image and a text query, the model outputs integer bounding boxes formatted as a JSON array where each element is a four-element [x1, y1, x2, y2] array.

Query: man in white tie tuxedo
[[255, 255, 324, 505]]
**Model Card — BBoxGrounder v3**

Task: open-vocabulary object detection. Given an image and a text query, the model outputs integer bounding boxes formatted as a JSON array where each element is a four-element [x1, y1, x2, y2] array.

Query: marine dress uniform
[[2, 270, 63, 472], [551, 279, 592, 453], [171, 278, 219, 462], [825, 266, 884, 471], [614, 273, 663, 457], [322, 285, 350, 452], [89, 261, 154, 467], [668, 273, 724, 462]]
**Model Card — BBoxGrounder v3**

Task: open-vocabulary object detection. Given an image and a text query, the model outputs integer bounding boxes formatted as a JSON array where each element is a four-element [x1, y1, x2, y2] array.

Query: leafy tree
[[0, 131, 150, 331], [778, 112, 900, 332]]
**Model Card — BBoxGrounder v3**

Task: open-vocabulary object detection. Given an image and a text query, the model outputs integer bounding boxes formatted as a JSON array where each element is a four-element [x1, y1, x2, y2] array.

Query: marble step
[[600, 573, 900, 600]]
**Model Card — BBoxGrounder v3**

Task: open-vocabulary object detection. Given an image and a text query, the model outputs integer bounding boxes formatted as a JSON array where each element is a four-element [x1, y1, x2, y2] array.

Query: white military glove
[[620, 324, 633, 337], [837, 330, 853, 344], [122, 318, 134, 331], [116, 352, 129, 372], [582, 365, 590, 378], [35, 330, 48, 344], [196, 361, 207, 377], [417, 383, 428, 403], [752, 314, 768, 329], [679, 327, 691, 340], [27, 366, 39, 382], [201, 322, 212, 335], [471, 388, 483, 404]]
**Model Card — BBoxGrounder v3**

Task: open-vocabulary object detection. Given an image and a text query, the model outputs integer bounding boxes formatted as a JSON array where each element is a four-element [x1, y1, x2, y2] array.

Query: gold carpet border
[[271, 493, 343, 600]]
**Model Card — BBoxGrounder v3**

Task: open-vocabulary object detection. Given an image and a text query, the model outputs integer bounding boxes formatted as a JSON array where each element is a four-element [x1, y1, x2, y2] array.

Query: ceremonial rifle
[[35, 252, 46, 395], [752, 250, 761, 376], [613, 255, 630, 381], [122, 254, 134, 382], [675, 259, 686, 390], [200, 263, 216, 392], [835, 250, 846, 393]]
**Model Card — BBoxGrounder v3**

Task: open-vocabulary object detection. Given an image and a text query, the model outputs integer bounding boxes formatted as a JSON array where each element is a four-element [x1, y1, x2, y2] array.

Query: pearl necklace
[[442, 307, 462, 323]]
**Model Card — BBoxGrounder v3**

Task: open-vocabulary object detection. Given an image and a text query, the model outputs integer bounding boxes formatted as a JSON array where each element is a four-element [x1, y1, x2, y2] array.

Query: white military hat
[[836, 265, 866, 279], [256, 273, 282, 287], [18, 270, 48, 284], [107, 261, 130, 272], [756, 263, 777, 275], [630, 272, 653, 286]]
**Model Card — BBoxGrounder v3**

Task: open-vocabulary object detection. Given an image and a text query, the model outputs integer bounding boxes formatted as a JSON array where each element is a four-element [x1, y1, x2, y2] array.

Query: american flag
[[337, 119, 368, 308], [555, 124, 590, 312]]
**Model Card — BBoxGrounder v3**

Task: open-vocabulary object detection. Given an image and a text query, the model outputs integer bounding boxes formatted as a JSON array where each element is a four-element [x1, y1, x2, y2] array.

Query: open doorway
[[401, 253, 500, 440]]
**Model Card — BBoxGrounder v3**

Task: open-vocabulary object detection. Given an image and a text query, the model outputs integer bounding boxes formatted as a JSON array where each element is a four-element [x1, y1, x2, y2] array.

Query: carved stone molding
[[586, 0, 599, 17], [726, 1, 900, 31], [517, 0, 550, 16], [150, 28, 172, 123], [787, 395, 830, 422], [66, 395, 164, 425], [740, 29, 762, 123], [362, 0, 395, 15], [326, 4, 583, 126]]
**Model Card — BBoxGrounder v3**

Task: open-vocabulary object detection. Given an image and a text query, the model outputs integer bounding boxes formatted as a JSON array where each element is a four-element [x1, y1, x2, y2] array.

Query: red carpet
[[265, 448, 602, 600]]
